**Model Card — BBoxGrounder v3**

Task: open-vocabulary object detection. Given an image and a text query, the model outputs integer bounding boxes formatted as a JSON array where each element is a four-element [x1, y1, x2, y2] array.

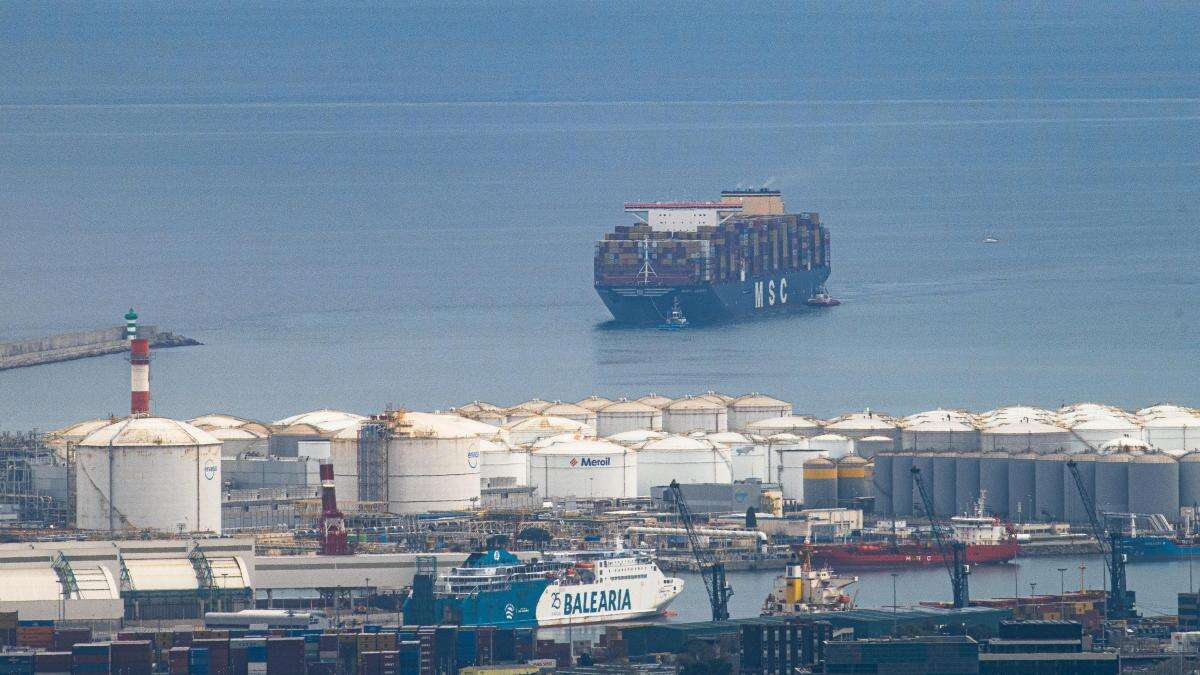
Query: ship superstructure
[[761, 552, 857, 616], [594, 189, 832, 324]]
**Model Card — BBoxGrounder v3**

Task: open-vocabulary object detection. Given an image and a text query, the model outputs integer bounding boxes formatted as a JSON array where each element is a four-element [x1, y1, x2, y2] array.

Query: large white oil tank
[[636, 435, 732, 496], [1137, 404, 1195, 418], [479, 439, 529, 488], [330, 424, 361, 503], [595, 399, 660, 437], [1066, 416, 1144, 453], [637, 394, 673, 409], [504, 398, 554, 422], [576, 396, 614, 412], [825, 411, 900, 444], [190, 414, 270, 458], [450, 401, 507, 426], [745, 415, 823, 439], [76, 417, 222, 533], [605, 429, 667, 447], [807, 433, 855, 460], [730, 443, 769, 482], [269, 409, 366, 457], [727, 394, 792, 431], [662, 396, 728, 434], [384, 412, 484, 513], [981, 419, 1071, 455], [901, 413, 980, 452], [854, 436, 896, 459], [1141, 412, 1200, 456], [705, 431, 754, 449], [540, 402, 598, 428], [529, 439, 637, 499], [503, 415, 593, 446], [778, 444, 826, 502]]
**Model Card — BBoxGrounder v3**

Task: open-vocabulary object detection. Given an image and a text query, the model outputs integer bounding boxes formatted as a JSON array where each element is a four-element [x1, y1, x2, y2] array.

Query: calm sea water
[[1, 2, 1198, 430]]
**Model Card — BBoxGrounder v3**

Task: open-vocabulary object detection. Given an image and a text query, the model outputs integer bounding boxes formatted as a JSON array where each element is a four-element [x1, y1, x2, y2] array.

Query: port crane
[[910, 467, 970, 608], [1066, 459, 1137, 620], [669, 480, 733, 621]]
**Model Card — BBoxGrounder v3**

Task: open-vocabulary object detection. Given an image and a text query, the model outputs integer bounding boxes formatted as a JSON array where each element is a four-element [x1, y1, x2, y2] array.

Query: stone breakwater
[[0, 325, 200, 371]]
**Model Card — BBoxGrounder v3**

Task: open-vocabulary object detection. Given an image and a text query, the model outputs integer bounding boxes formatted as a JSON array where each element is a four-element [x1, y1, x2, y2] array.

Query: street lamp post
[[1057, 568, 1067, 618], [891, 573, 899, 636]]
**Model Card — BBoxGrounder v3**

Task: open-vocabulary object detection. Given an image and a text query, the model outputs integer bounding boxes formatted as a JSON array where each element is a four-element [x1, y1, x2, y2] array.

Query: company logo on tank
[[466, 450, 480, 469], [570, 457, 611, 468], [203, 460, 217, 480]]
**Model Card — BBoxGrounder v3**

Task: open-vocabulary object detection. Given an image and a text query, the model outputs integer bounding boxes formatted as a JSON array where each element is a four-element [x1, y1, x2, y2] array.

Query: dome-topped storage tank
[[1180, 452, 1200, 513], [269, 409, 366, 457], [981, 419, 1070, 455], [371, 411, 485, 513], [954, 452, 981, 517], [1066, 416, 1143, 453], [595, 399, 660, 437], [727, 394, 792, 431], [853, 436, 895, 460], [1129, 452, 1179, 521], [539, 402, 597, 427], [450, 401, 507, 426], [697, 391, 735, 405], [808, 433, 855, 461], [330, 424, 362, 503], [837, 455, 869, 507], [77, 417, 222, 533], [1094, 453, 1132, 516], [1138, 404, 1195, 418], [978, 452, 1010, 517], [478, 439, 529, 488], [636, 435, 731, 496], [529, 439, 637, 499], [504, 398, 555, 422], [576, 395, 614, 412], [503, 416, 593, 446], [1063, 453, 1098, 524], [873, 453, 895, 515], [189, 414, 269, 458], [1100, 437, 1151, 454], [825, 411, 900, 444], [1141, 412, 1200, 456], [779, 444, 825, 502], [730, 443, 770, 482], [803, 457, 838, 508], [745, 415, 823, 438], [1034, 453, 1069, 522], [1007, 452, 1038, 523], [705, 431, 754, 448], [662, 396, 728, 434], [637, 393, 673, 409], [901, 413, 980, 452]]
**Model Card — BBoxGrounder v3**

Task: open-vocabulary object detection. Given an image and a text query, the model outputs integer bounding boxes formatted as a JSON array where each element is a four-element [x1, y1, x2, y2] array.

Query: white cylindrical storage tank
[[76, 418, 222, 533], [502, 416, 593, 447], [981, 420, 1071, 455], [479, 439, 529, 488], [269, 409, 366, 457], [1142, 414, 1200, 456], [779, 443, 824, 502], [605, 429, 667, 447], [451, 401, 507, 426], [1094, 453, 1132, 516], [807, 433, 855, 460], [636, 435, 732, 496], [595, 399, 660, 437], [386, 412, 483, 513], [576, 396, 614, 412], [954, 452, 981, 517], [529, 439, 636, 499], [745, 415, 823, 439], [540, 402, 598, 428], [1067, 416, 1143, 454], [46, 418, 116, 457], [504, 398, 554, 422], [1034, 453, 1069, 522], [730, 443, 770, 482], [705, 431, 753, 449], [901, 414, 980, 452], [1100, 437, 1151, 454], [727, 394, 792, 432], [330, 424, 361, 503], [636, 394, 672, 429], [662, 396, 728, 434], [1063, 453, 1098, 525], [825, 411, 900, 445], [1007, 452, 1038, 523], [1138, 404, 1195, 418], [1129, 453, 1179, 521], [854, 436, 895, 460], [188, 413, 271, 457]]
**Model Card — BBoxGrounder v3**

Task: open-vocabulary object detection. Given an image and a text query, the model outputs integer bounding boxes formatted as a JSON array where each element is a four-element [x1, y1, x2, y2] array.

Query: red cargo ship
[[808, 515, 1019, 569]]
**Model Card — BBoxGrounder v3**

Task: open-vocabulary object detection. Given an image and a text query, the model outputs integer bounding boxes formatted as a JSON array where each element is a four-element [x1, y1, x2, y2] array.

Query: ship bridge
[[624, 201, 742, 232]]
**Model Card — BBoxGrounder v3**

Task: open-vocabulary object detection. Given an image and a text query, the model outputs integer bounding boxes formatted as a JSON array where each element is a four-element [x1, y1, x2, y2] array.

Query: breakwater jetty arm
[[0, 325, 200, 371]]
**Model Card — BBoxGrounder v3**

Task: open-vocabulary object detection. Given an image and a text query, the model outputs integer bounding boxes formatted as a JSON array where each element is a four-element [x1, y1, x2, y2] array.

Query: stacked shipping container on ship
[[594, 189, 832, 323]]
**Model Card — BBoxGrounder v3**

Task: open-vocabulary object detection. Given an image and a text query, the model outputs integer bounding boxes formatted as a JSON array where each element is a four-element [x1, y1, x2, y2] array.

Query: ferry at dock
[[407, 548, 683, 627]]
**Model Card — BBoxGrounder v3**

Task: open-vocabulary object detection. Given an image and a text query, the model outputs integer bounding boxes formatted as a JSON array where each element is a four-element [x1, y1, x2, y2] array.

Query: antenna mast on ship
[[637, 239, 658, 285]]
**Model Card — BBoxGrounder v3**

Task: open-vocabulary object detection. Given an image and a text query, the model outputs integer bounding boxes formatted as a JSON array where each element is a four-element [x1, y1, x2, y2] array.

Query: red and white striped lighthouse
[[130, 338, 150, 415]]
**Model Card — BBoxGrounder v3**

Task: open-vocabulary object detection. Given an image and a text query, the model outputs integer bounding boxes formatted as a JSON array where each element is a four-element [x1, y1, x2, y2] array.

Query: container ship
[[594, 189, 832, 324], [808, 514, 1019, 569], [405, 548, 683, 628]]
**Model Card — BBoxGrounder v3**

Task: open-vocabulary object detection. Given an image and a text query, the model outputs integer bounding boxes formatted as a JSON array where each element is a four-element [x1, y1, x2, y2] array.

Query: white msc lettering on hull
[[754, 278, 788, 309]]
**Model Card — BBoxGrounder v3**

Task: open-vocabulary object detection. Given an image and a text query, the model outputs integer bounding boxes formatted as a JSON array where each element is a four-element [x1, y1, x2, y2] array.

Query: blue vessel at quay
[[594, 189, 833, 324], [405, 548, 683, 628]]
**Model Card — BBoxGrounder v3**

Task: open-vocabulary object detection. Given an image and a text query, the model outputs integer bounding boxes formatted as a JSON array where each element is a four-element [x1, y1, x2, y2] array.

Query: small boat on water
[[805, 285, 841, 307], [658, 298, 688, 330], [982, 234, 1000, 244], [761, 550, 857, 616]]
